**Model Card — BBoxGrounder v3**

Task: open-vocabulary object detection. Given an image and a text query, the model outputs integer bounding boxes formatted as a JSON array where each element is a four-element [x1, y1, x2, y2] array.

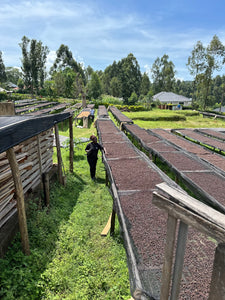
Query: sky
[[1, 0, 225, 81]]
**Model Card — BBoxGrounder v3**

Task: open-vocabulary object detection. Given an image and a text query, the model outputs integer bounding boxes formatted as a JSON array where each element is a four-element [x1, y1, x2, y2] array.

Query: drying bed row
[[195, 128, 225, 141], [97, 118, 215, 299], [123, 124, 225, 213], [108, 106, 133, 124], [152, 128, 225, 180], [173, 128, 225, 153]]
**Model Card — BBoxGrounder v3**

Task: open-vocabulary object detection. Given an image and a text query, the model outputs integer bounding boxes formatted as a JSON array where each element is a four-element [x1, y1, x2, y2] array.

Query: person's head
[[90, 135, 97, 143]]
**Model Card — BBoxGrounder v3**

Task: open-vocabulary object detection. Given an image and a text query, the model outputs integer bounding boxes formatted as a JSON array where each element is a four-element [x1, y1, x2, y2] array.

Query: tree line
[[0, 34, 225, 109]]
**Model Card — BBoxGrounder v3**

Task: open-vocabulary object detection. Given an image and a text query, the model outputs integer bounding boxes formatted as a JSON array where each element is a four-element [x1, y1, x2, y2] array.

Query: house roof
[[0, 87, 7, 92], [152, 91, 191, 103]]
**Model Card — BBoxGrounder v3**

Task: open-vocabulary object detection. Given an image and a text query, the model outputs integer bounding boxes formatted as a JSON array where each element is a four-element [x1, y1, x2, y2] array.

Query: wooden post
[[209, 243, 225, 300], [54, 124, 64, 185], [105, 171, 109, 186], [42, 172, 50, 208], [69, 116, 74, 173], [110, 208, 116, 236], [170, 221, 188, 300], [83, 117, 88, 128], [160, 214, 177, 300], [6, 148, 30, 255]]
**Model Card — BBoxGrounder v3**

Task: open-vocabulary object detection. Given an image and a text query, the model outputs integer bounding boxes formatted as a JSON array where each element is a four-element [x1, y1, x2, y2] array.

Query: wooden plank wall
[[0, 128, 54, 229]]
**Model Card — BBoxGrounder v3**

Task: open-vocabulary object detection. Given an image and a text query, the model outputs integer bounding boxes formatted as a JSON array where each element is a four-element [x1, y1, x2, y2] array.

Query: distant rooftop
[[153, 91, 191, 104]]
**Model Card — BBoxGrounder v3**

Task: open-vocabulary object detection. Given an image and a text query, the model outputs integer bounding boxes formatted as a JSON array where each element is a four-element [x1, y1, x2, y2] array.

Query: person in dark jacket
[[85, 135, 105, 180]]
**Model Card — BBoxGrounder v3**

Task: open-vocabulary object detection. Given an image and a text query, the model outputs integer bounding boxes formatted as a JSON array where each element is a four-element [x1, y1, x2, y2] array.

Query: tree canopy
[[19, 36, 49, 94], [187, 35, 225, 109], [0, 51, 7, 83]]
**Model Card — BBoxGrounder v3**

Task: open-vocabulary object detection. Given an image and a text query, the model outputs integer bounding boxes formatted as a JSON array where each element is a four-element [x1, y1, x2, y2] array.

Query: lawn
[[123, 109, 225, 129]]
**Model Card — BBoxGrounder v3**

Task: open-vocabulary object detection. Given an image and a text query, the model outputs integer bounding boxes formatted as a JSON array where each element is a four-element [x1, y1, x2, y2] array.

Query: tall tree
[[102, 61, 119, 94], [51, 44, 86, 106], [151, 54, 176, 94], [84, 65, 94, 82], [109, 77, 122, 97], [19, 36, 49, 95], [161, 54, 176, 91], [119, 53, 142, 103], [6, 67, 22, 84], [51, 44, 85, 82], [187, 35, 225, 109], [140, 72, 151, 96], [87, 72, 102, 99], [151, 57, 162, 94], [187, 41, 206, 107], [0, 51, 7, 83]]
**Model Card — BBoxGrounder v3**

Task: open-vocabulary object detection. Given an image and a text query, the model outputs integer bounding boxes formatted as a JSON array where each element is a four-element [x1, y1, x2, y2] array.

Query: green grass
[[0, 126, 130, 300], [123, 109, 225, 129]]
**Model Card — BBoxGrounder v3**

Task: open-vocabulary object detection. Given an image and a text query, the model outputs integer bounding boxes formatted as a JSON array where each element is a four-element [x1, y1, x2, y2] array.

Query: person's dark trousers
[[87, 157, 97, 179]]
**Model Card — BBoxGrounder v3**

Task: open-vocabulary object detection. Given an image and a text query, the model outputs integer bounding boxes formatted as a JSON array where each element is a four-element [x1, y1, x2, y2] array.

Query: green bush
[[0, 92, 8, 101], [177, 110, 200, 117], [112, 104, 147, 112], [131, 114, 186, 121]]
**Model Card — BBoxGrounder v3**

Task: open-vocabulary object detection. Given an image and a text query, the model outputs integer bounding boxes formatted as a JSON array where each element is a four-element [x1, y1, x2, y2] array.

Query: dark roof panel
[[0, 112, 71, 153]]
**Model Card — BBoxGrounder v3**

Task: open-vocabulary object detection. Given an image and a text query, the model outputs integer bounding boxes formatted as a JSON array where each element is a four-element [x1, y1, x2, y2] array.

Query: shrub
[[0, 92, 8, 101], [131, 114, 186, 121], [112, 104, 147, 112]]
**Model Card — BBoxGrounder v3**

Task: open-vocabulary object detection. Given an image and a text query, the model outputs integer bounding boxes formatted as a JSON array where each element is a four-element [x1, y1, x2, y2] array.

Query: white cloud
[[1, 0, 225, 80], [0, 0, 93, 21]]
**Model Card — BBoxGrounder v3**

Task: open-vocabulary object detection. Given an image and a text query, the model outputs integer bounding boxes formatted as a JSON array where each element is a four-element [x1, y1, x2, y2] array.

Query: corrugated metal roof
[[153, 92, 191, 103]]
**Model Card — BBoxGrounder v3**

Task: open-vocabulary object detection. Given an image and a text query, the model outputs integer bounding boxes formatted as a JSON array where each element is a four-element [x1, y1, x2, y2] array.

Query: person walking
[[85, 135, 105, 180], [90, 108, 95, 121]]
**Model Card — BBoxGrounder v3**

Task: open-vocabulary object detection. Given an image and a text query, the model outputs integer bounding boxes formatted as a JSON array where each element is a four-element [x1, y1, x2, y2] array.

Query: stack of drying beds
[[108, 106, 225, 299], [15, 101, 57, 114], [173, 128, 225, 154], [15, 100, 68, 116]]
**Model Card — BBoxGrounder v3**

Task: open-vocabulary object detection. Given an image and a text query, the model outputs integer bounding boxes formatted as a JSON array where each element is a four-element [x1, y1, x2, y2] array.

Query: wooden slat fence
[[0, 128, 53, 229]]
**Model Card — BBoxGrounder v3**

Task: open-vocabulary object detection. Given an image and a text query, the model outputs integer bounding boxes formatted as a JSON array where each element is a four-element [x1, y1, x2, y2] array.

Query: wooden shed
[[0, 112, 72, 256]]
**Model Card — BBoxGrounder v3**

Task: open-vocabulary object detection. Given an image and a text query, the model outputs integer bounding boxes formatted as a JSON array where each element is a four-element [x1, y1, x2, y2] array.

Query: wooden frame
[[152, 182, 225, 300]]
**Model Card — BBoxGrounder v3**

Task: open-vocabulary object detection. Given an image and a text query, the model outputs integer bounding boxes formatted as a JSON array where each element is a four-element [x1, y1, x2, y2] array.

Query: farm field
[[1, 107, 225, 299]]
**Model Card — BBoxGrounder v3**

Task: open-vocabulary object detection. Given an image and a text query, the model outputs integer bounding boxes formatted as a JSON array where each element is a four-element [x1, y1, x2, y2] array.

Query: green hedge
[[131, 114, 186, 121], [112, 104, 147, 112], [0, 92, 8, 101], [177, 110, 200, 117]]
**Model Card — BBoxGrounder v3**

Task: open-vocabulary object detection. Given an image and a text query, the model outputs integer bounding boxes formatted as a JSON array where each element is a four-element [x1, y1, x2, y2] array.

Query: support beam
[[69, 116, 74, 173], [83, 116, 88, 128], [170, 221, 188, 300], [6, 147, 30, 255], [209, 243, 225, 300], [54, 124, 64, 185], [36, 134, 43, 185], [160, 214, 177, 300], [42, 172, 50, 208], [110, 208, 116, 236]]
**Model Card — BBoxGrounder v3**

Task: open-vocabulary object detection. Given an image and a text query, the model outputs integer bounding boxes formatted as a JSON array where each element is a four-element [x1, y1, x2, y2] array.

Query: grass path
[[0, 124, 130, 300]]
